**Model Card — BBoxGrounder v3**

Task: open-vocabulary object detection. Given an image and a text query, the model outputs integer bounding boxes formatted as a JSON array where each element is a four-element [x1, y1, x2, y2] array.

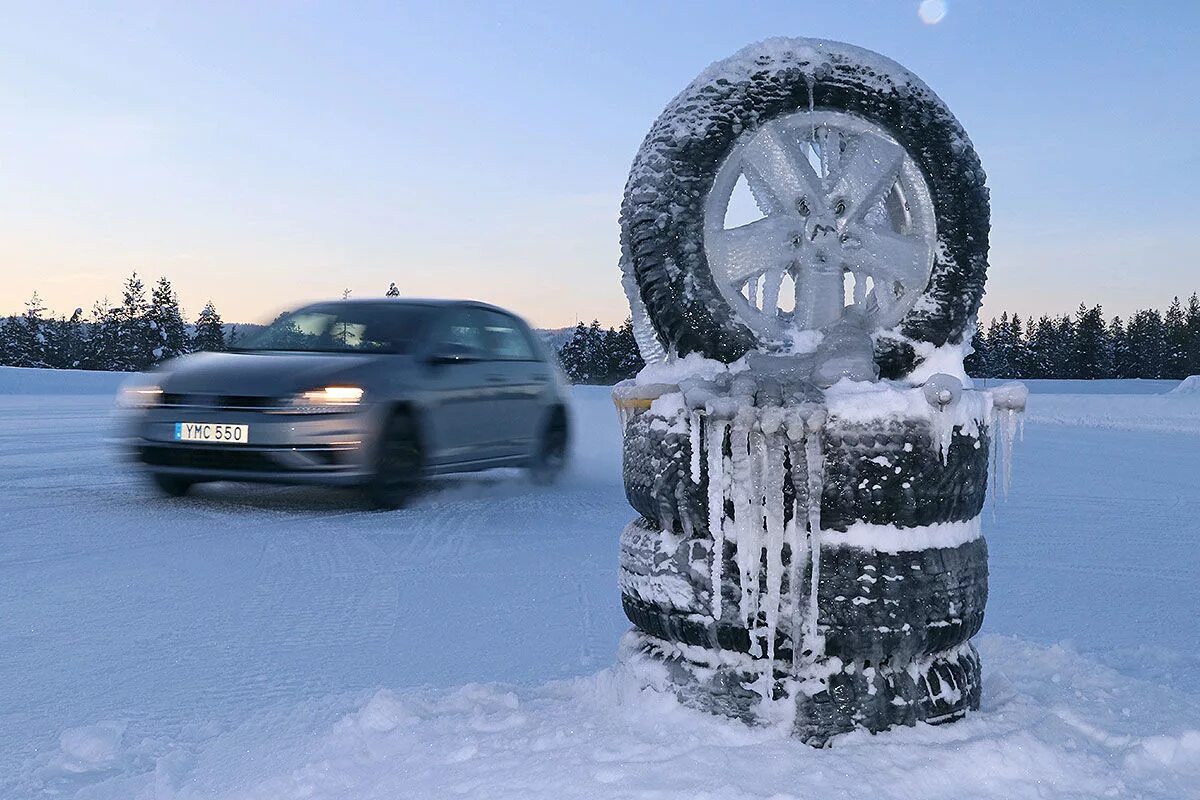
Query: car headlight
[[278, 386, 364, 414], [117, 384, 163, 409]]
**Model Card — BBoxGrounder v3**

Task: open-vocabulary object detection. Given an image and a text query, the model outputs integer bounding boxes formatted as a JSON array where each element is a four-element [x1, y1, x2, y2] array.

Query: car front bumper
[[122, 405, 381, 486]]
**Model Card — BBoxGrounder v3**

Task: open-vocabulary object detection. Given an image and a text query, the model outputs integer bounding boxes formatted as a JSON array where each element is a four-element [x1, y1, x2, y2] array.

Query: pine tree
[[985, 315, 1008, 377], [106, 272, 155, 371], [1052, 315, 1075, 379], [557, 321, 610, 384], [1164, 296, 1188, 379], [601, 318, 644, 383], [1186, 293, 1200, 378], [192, 301, 228, 352], [1009, 314, 1026, 377], [82, 299, 119, 370], [1, 292, 50, 368], [1025, 316, 1057, 379], [988, 314, 1017, 376], [147, 276, 190, 363], [1126, 309, 1168, 379], [385, 282, 400, 297], [45, 308, 86, 369], [1109, 316, 1133, 379], [1072, 304, 1108, 378]]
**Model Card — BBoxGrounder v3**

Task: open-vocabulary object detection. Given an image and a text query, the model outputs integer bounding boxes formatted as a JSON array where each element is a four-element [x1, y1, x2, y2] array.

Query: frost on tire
[[611, 37, 1022, 746], [619, 38, 989, 378]]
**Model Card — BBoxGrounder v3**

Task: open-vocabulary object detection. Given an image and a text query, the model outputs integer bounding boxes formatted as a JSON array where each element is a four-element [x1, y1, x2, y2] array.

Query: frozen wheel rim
[[704, 110, 937, 339]]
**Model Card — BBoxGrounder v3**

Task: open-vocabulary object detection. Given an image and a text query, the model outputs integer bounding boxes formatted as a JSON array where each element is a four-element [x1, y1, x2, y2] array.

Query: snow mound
[[55, 722, 126, 774], [95, 635, 1198, 800], [1168, 375, 1200, 395]]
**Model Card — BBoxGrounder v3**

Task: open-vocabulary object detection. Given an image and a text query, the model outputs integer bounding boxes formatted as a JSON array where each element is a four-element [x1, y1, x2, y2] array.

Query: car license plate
[[174, 422, 249, 444]]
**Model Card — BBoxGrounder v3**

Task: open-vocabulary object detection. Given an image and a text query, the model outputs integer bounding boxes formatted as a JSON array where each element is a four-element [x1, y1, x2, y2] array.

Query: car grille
[[139, 444, 351, 472], [160, 393, 283, 411]]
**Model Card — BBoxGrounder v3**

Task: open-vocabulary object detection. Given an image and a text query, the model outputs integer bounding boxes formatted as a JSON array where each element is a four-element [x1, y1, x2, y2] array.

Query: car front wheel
[[368, 411, 423, 509]]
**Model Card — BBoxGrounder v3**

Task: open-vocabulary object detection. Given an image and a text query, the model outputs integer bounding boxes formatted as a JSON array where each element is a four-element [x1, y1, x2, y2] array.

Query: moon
[[918, 0, 947, 24]]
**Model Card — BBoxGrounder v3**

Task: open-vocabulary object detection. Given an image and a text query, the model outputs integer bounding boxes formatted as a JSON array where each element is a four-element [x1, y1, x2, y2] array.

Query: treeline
[[0, 273, 230, 371], [0, 274, 408, 372], [967, 295, 1200, 380], [556, 319, 644, 384]]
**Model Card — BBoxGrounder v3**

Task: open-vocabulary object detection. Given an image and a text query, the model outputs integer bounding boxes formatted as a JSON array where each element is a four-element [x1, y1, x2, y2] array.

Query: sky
[[1, 1, 1198, 329]]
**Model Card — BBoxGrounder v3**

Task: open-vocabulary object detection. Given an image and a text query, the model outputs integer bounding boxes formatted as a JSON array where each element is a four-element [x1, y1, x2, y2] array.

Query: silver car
[[119, 299, 570, 507]]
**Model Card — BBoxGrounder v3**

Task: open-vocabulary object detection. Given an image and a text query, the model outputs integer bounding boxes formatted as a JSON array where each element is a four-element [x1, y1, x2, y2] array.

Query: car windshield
[[234, 303, 429, 354]]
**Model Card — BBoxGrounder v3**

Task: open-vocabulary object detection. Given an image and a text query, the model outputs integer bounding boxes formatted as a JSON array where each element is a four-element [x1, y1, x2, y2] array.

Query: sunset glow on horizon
[[3, 2, 1198, 327]]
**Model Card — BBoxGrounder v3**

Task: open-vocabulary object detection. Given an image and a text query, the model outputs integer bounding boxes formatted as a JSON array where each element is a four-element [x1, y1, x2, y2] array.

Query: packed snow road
[[2, 369, 1198, 799]]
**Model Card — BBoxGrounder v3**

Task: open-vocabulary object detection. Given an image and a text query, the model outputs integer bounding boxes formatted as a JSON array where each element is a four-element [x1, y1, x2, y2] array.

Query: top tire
[[619, 38, 989, 378]]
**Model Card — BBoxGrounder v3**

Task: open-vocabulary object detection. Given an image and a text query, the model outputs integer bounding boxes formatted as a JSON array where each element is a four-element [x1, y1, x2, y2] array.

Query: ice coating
[[618, 362, 1015, 694], [619, 36, 978, 364]]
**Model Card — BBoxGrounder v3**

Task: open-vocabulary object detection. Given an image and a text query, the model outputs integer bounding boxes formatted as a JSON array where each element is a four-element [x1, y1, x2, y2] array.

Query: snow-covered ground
[[2, 367, 1199, 799]]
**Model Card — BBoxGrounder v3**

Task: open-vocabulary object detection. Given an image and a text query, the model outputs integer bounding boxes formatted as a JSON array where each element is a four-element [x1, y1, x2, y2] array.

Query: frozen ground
[[1, 367, 1198, 799]]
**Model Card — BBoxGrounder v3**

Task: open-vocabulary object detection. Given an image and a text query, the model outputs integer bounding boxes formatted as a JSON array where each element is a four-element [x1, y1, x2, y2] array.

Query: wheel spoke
[[708, 216, 796, 286], [816, 127, 841, 181], [790, 251, 846, 330], [844, 227, 929, 291], [833, 134, 905, 220], [740, 125, 827, 214], [760, 268, 785, 314]]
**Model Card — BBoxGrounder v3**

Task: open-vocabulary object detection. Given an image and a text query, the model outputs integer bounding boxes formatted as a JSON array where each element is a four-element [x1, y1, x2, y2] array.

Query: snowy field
[[2, 367, 1199, 799]]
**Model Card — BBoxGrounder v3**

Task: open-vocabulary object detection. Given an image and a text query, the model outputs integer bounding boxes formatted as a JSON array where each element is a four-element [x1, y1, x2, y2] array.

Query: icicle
[[689, 410, 702, 484], [759, 406, 787, 665], [934, 409, 954, 465], [784, 407, 810, 676], [805, 72, 816, 144], [706, 416, 729, 621], [922, 374, 963, 465], [988, 382, 1028, 501], [730, 406, 759, 634], [999, 408, 1018, 497], [802, 407, 827, 662]]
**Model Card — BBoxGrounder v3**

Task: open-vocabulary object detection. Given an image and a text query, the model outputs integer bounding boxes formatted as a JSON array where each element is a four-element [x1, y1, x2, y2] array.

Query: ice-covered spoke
[[816, 127, 841, 181], [708, 216, 795, 286], [844, 227, 929, 291], [834, 134, 905, 221], [760, 268, 785, 316], [741, 163, 789, 218], [741, 125, 827, 215]]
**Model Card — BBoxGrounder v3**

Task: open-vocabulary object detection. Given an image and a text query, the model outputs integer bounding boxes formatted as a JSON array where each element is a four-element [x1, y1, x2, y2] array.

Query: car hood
[[155, 351, 395, 397]]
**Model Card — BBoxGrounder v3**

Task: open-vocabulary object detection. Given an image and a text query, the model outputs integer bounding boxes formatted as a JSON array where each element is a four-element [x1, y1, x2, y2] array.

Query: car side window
[[479, 310, 537, 361], [433, 309, 489, 360]]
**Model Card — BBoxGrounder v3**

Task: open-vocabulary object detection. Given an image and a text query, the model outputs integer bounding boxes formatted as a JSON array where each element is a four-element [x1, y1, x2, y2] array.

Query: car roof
[[300, 298, 518, 316]]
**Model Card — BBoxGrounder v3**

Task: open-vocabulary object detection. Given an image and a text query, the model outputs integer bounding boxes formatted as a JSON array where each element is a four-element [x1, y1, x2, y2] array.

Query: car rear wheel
[[529, 410, 569, 485], [368, 411, 422, 509], [150, 472, 193, 498]]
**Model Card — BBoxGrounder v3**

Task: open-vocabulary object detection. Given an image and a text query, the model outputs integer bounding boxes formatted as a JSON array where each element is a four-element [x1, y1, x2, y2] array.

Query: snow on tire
[[621, 388, 990, 535], [619, 517, 987, 664], [623, 630, 982, 745], [619, 38, 989, 377]]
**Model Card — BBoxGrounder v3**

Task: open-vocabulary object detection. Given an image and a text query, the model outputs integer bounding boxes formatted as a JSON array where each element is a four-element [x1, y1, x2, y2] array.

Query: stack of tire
[[615, 38, 994, 745]]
